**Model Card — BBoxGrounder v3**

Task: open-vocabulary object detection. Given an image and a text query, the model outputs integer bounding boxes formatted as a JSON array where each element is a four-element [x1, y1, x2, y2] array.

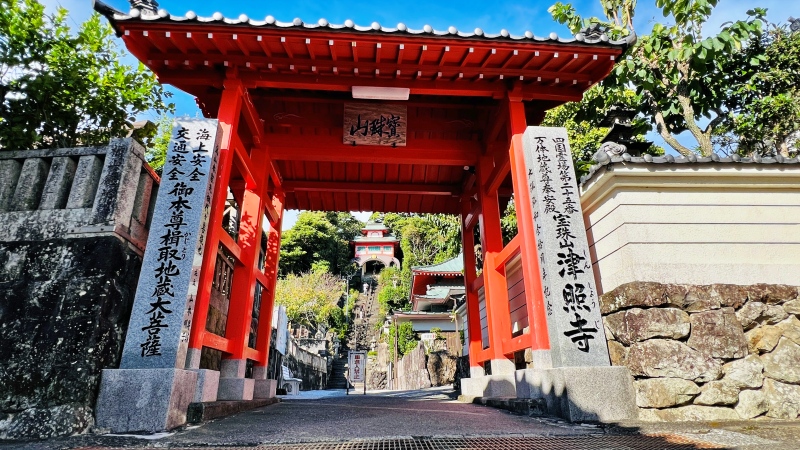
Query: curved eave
[[94, 1, 635, 50]]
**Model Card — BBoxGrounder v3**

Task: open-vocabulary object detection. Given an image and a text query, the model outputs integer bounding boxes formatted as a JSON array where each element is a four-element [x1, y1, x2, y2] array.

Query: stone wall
[[601, 282, 800, 421], [395, 337, 459, 391], [283, 335, 329, 391], [396, 342, 432, 391], [0, 140, 156, 440]]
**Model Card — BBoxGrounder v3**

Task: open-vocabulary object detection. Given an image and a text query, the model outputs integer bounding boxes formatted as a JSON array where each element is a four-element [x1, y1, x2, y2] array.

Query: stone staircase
[[327, 353, 349, 389], [348, 277, 382, 351]]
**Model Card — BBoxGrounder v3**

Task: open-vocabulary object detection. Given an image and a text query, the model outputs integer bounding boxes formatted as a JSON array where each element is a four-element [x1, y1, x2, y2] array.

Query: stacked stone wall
[[0, 139, 156, 440], [395, 337, 459, 391], [601, 282, 800, 421]]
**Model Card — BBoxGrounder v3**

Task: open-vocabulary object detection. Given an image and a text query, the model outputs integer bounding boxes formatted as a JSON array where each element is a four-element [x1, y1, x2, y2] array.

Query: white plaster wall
[[580, 164, 800, 294]]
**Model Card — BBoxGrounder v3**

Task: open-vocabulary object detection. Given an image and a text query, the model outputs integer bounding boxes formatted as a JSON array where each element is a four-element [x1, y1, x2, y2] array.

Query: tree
[[376, 266, 406, 315], [274, 268, 353, 338], [715, 23, 800, 156], [377, 213, 462, 308], [387, 321, 418, 360], [540, 84, 661, 175], [144, 115, 173, 174], [279, 212, 363, 276], [550, 0, 766, 156], [0, 0, 173, 150]]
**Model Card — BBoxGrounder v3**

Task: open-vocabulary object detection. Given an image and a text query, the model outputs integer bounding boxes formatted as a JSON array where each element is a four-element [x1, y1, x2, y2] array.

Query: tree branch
[[647, 93, 694, 156]]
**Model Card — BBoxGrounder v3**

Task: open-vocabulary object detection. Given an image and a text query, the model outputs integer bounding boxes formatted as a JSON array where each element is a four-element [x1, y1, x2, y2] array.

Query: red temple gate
[[97, 1, 631, 397]]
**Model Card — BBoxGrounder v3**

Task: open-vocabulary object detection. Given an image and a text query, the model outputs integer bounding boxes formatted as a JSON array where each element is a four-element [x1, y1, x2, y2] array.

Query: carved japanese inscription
[[119, 119, 220, 369], [343, 103, 407, 147], [522, 126, 610, 367]]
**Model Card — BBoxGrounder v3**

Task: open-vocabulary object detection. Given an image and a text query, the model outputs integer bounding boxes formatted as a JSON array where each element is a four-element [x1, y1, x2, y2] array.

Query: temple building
[[391, 253, 466, 334], [351, 220, 400, 276]]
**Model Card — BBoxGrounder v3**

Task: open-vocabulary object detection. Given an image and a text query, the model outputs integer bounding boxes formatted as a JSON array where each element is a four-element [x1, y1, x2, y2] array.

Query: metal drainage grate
[[75, 435, 726, 450], [252, 435, 725, 450]]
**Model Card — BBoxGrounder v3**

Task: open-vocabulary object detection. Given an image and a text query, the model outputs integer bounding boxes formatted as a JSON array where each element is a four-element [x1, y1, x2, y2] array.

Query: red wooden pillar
[[477, 154, 514, 374], [253, 191, 284, 377], [186, 78, 244, 369], [460, 196, 486, 374], [506, 95, 552, 367], [222, 182, 263, 365]]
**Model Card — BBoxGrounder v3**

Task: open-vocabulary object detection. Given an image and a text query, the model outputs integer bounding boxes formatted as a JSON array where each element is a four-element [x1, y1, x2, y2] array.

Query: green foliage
[[369, 213, 461, 311], [0, 0, 173, 149], [550, 0, 766, 156], [715, 24, 800, 156], [387, 321, 418, 360], [541, 85, 662, 176], [500, 197, 518, 245], [144, 115, 173, 174], [279, 212, 363, 276], [376, 266, 407, 314], [430, 327, 443, 340], [274, 270, 349, 337]]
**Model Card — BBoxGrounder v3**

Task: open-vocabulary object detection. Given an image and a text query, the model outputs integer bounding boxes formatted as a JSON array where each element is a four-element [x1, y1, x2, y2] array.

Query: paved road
[[167, 387, 594, 445], [4, 387, 799, 449]]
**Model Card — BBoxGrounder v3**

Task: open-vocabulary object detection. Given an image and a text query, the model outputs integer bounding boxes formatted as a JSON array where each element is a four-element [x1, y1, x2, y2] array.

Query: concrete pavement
[[2, 387, 800, 449]]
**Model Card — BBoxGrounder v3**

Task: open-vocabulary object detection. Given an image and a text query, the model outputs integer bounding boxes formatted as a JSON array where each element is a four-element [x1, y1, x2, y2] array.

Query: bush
[[387, 322, 417, 360]]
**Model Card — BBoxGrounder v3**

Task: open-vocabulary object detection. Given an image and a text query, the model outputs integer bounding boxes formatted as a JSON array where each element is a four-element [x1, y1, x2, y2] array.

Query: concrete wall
[[580, 164, 800, 294], [0, 139, 157, 440]]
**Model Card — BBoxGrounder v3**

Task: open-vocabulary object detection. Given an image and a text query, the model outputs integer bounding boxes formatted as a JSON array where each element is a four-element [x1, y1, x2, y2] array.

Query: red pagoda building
[[352, 220, 400, 276]]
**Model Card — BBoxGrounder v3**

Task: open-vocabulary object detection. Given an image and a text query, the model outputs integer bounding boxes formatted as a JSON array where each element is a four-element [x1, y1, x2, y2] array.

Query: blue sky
[[44, 0, 797, 227]]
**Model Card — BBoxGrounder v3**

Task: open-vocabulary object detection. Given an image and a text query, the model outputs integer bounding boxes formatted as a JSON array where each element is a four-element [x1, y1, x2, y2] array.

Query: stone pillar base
[[461, 366, 637, 422], [490, 358, 516, 375], [460, 372, 518, 398], [95, 368, 198, 433], [217, 377, 255, 401], [191, 369, 220, 403], [254, 379, 277, 399], [519, 366, 637, 422]]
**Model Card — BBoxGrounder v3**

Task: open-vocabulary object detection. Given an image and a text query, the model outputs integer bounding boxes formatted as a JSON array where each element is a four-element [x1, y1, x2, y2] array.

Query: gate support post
[[217, 181, 263, 400], [186, 78, 243, 370], [476, 155, 514, 376], [253, 191, 284, 399], [505, 96, 552, 368], [460, 196, 485, 377]]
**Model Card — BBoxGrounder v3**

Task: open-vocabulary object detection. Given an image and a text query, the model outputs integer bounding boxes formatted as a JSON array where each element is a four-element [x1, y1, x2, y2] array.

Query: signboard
[[420, 333, 436, 342], [120, 119, 220, 369], [522, 127, 610, 368], [348, 350, 367, 383], [343, 103, 407, 147], [272, 305, 288, 355]]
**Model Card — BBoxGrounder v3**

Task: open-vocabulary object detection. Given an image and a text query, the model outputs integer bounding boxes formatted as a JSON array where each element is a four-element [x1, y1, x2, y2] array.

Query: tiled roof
[[94, 1, 636, 47], [412, 252, 464, 274], [580, 152, 800, 186], [352, 236, 398, 243]]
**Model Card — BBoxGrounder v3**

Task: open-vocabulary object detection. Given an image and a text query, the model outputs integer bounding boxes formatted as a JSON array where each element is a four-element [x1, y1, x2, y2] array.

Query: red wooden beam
[[150, 51, 595, 83], [502, 333, 533, 356], [283, 180, 460, 196], [155, 69, 585, 102], [267, 135, 481, 166], [494, 234, 522, 271], [218, 229, 242, 262], [484, 151, 511, 195], [203, 332, 232, 353], [232, 137, 256, 188]]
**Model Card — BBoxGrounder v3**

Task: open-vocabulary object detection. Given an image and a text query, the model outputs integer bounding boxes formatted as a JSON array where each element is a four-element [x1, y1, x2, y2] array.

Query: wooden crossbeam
[[283, 180, 460, 196]]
